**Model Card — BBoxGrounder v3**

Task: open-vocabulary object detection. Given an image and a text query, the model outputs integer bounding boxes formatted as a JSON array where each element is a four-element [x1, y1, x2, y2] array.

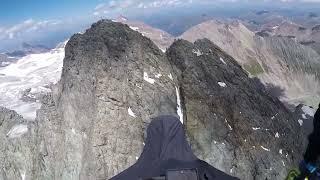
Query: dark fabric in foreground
[[304, 104, 320, 164], [110, 115, 239, 180]]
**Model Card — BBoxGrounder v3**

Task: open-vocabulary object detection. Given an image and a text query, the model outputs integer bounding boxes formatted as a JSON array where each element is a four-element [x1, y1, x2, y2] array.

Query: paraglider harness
[[143, 169, 199, 180], [286, 161, 320, 180]]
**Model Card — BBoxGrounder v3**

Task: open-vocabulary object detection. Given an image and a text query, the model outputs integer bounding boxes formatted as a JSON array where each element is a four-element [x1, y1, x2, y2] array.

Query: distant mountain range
[[116, 16, 320, 108], [5, 42, 50, 58]]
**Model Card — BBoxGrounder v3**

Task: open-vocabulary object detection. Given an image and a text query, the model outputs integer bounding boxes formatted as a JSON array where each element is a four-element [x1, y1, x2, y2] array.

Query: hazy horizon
[[2, 0, 320, 51]]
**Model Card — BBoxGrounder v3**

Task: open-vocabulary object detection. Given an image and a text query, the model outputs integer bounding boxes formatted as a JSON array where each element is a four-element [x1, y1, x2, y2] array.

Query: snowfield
[[0, 41, 66, 120]]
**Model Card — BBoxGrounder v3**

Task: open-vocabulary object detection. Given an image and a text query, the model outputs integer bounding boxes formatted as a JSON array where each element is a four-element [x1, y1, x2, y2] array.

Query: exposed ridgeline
[[180, 20, 320, 108], [0, 20, 308, 180]]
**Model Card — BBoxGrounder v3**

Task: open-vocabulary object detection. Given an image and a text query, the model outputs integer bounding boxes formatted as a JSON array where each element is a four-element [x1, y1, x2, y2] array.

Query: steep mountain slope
[[0, 20, 310, 180], [243, 14, 320, 54], [114, 16, 174, 52], [180, 20, 257, 66], [0, 42, 65, 120], [180, 19, 320, 108], [167, 38, 307, 179]]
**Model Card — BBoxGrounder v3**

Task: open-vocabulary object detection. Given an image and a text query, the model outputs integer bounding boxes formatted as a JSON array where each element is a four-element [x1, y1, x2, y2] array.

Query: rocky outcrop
[[167, 39, 307, 180], [0, 107, 35, 180], [33, 20, 177, 179], [0, 20, 310, 180]]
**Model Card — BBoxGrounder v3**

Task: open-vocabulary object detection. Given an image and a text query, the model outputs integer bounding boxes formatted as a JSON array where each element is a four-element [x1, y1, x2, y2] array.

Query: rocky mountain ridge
[[0, 20, 309, 180], [255, 20, 320, 54], [179, 19, 320, 108], [116, 17, 320, 108]]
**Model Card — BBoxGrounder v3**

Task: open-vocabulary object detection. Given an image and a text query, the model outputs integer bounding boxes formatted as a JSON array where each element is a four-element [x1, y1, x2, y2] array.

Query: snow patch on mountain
[[220, 57, 227, 65], [261, 145, 270, 151], [218, 82, 227, 87], [6, 124, 28, 138], [128, 107, 136, 117], [129, 26, 139, 31], [143, 72, 155, 84], [192, 49, 203, 56], [301, 105, 316, 117], [175, 86, 183, 124]]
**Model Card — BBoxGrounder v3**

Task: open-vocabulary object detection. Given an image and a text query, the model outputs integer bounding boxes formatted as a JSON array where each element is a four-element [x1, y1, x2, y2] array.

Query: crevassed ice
[[0, 41, 67, 120]]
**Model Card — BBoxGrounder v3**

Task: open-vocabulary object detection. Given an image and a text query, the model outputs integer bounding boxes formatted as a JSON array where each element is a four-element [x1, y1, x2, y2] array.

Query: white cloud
[[92, 0, 187, 15], [95, 3, 106, 10], [1, 19, 62, 40], [93, 12, 100, 16], [92, 0, 320, 15]]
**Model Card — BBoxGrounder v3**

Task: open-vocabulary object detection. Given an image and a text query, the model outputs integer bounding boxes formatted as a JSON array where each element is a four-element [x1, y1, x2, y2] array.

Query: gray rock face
[[34, 20, 177, 179], [0, 107, 34, 180], [167, 39, 307, 180]]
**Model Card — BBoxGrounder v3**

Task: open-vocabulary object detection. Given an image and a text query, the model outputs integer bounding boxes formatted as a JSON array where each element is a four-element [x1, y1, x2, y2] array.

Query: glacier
[[0, 41, 66, 120]]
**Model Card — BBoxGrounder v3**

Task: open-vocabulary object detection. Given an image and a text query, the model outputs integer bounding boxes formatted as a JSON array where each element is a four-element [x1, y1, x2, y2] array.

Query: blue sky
[[0, 0, 101, 26], [0, 0, 107, 51], [1, 0, 320, 51]]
